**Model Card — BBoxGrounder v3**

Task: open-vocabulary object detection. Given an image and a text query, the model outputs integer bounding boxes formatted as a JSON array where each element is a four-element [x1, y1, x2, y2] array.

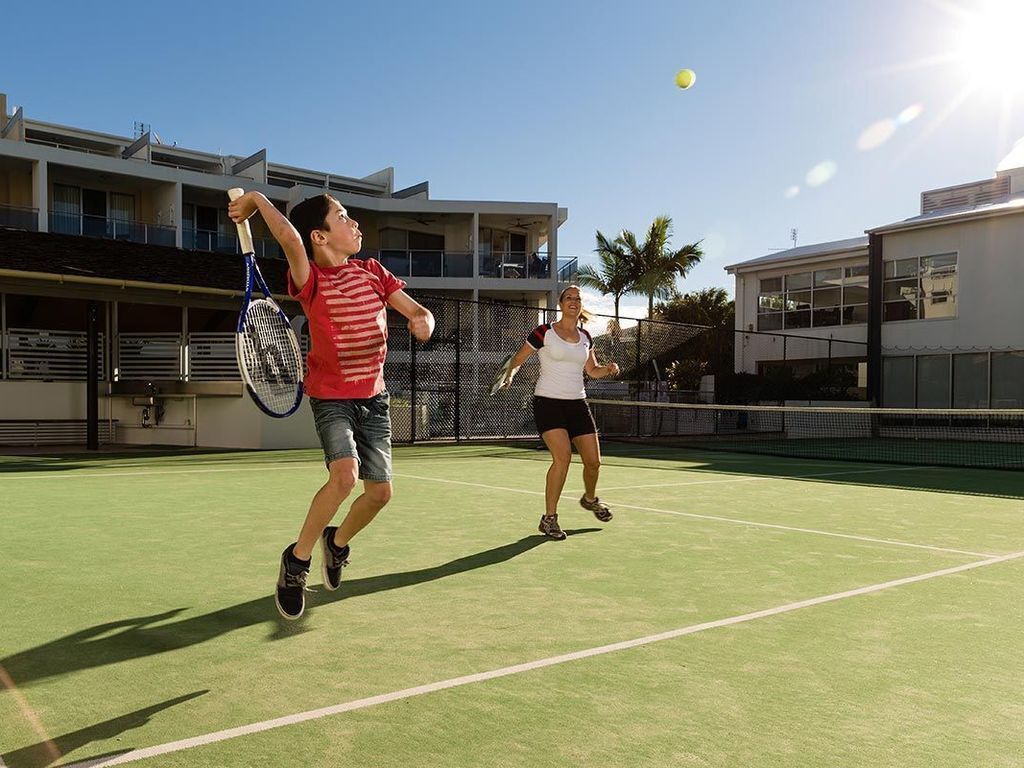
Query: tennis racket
[[489, 353, 521, 395], [228, 188, 304, 418]]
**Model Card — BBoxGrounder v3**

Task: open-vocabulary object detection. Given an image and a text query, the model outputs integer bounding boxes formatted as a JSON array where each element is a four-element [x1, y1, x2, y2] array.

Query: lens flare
[[783, 185, 800, 199], [805, 161, 837, 188], [896, 103, 923, 125], [857, 119, 897, 151]]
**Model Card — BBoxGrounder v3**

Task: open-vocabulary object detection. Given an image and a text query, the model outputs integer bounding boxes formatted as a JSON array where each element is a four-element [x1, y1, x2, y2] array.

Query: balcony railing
[[49, 212, 176, 247], [183, 228, 283, 259], [557, 256, 578, 282], [0, 204, 39, 232], [478, 251, 552, 279], [369, 250, 475, 278]]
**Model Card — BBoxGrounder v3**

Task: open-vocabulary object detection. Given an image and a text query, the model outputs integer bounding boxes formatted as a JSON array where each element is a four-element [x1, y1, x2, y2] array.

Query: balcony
[[478, 251, 552, 279], [0, 204, 39, 232], [183, 228, 282, 260], [49, 212, 176, 247], [371, 250, 474, 278], [557, 257, 578, 282]]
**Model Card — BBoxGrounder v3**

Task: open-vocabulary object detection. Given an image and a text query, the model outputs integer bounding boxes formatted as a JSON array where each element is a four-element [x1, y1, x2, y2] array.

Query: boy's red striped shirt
[[288, 258, 406, 399]]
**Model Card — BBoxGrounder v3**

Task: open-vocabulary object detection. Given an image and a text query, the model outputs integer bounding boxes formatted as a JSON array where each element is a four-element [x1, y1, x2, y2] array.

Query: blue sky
[[5, 0, 1023, 318]]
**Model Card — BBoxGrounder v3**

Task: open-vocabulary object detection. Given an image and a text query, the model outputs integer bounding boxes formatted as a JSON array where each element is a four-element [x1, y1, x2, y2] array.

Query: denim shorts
[[309, 391, 393, 482]]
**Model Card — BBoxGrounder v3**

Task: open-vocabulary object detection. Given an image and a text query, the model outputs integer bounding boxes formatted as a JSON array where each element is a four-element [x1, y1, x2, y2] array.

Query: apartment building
[[0, 91, 577, 447]]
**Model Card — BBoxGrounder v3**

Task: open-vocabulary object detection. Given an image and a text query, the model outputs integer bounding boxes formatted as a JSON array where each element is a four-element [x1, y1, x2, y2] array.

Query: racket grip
[[227, 187, 255, 255]]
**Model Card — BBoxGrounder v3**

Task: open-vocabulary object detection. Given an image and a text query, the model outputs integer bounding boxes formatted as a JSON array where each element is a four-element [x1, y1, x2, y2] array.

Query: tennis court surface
[[2, 443, 1023, 767]]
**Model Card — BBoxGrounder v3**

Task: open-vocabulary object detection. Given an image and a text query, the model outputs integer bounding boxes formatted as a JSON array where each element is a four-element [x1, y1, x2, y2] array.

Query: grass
[[1, 444, 1022, 767]]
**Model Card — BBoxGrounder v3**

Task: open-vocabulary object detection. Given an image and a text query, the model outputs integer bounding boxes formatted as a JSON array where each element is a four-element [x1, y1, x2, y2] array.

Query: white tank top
[[526, 323, 593, 400]]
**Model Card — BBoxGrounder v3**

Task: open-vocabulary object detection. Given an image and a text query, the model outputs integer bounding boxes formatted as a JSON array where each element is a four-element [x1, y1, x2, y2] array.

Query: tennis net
[[588, 399, 1024, 470]]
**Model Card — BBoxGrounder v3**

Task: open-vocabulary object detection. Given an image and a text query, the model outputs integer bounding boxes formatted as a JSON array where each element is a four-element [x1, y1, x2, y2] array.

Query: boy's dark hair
[[288, 194, 339, 259]]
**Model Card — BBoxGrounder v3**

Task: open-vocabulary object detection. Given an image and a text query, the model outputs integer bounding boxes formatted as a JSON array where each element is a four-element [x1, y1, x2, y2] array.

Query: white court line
[[63, 549, 1024, 768], [0, 463, 324, 481], [598, 463, 929, 491], [395, 473, 993, 558]]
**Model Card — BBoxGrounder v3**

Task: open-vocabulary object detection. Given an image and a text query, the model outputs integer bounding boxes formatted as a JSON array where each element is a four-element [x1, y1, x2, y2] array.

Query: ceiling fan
[[510, 218, 544, 229]]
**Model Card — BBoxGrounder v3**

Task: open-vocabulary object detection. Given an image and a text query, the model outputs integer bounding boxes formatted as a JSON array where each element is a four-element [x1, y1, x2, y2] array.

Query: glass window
[[843, 264, 868, 306], [812, 307, 841, 326], [785, 272, 811, 290], [812, 287, 841, 308], [760, 277, 782, 292], [884, 278, 918, 303], [991, 351, 1024, 408], [758, 312, 783, 331], [916, 354, 950, 408], [758, 293, 784, 313], [784, 309, 811, 329], [883, 356, 915, 407], [952, 353, 988, 408], [813, 268, 842, 288], [883, 300, 917, 322], [843, 304, 868, 324]]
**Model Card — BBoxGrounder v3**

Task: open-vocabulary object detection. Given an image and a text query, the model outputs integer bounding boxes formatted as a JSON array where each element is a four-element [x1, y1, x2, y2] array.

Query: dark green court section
[[1, 444, 1021, 767]]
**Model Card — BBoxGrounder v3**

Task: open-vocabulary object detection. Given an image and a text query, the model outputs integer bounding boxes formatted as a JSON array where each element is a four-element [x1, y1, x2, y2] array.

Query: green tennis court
[[2, 444, 1023, 767]]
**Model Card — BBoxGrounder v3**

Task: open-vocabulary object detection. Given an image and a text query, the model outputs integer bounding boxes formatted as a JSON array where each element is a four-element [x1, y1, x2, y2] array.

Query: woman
[[504, 286, 620, 540]]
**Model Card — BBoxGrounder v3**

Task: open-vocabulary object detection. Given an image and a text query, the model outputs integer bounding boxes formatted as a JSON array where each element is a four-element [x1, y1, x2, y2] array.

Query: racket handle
[[227, 187, 255, 255]]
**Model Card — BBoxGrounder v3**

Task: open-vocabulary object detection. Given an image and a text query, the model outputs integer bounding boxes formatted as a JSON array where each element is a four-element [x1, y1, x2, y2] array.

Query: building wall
[[880, 213, 1024, 353]]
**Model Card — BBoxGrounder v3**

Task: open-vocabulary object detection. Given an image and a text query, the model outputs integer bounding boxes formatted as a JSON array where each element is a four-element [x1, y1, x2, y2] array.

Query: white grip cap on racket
[[227, 187, 255, 255]]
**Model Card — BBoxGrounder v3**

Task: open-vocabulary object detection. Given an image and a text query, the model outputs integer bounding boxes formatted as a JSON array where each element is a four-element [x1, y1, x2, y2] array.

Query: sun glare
[[955, 0, 1024, 93]]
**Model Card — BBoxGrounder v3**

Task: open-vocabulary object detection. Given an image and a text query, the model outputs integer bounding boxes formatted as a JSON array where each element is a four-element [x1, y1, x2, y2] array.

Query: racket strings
[[239, 301, 303, 413]]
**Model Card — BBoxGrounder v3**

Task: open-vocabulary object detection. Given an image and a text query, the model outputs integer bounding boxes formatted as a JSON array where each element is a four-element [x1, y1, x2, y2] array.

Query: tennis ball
[[675, 69, 696, 89]]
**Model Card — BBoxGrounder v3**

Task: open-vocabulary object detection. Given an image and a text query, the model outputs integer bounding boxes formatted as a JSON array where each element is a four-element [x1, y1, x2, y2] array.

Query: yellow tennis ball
[[675, 69, 696, 89]]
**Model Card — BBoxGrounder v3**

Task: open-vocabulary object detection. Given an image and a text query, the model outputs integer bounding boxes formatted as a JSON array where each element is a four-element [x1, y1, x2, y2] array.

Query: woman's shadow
[[2, 530, 598, 687]]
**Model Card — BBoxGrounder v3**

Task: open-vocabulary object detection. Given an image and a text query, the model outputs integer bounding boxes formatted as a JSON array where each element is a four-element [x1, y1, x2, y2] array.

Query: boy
[[228, 191, 434, 619]]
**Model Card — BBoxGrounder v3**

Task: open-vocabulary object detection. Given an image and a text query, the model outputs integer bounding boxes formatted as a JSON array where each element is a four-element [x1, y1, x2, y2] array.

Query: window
[[916, 354, 950, 408], [884, 253, 957, 321], [757, 277, 783, 330], [882, 356, 915, 407], [841, 264, 868, 324], [991, 351, 1024, 408], [756, 261, 868, 331], [952, 353, 988, 408]]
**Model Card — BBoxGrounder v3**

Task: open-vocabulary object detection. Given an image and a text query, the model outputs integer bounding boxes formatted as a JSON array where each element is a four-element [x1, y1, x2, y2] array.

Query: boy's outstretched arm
[[387, 290, 435, 343], [228, 191, 310, 290]]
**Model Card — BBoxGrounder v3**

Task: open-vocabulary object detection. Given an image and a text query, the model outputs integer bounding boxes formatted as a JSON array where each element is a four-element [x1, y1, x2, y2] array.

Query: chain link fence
[[381, 296, 869, 443]]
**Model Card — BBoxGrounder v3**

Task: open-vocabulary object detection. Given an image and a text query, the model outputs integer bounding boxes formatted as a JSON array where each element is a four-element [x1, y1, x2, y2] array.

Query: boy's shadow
[[2, 530, 598, 687], [1, 690, 207, 768]]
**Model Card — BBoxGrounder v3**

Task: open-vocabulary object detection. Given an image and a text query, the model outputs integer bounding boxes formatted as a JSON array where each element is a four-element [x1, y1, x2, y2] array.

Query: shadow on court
[[0, 447, 317, 474], [1, 690, 207, 768], [0, 531, 598, 688], [596, 443, 1024, 500]]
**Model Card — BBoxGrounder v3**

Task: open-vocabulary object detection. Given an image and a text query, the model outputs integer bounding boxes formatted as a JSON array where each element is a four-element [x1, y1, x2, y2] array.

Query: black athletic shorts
[[532, 395, 597, 439]]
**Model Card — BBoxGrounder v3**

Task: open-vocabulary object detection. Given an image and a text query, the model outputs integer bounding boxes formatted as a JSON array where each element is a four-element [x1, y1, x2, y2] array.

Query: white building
[[726, 163, 1024, 408], [0, 91, 575, 447]]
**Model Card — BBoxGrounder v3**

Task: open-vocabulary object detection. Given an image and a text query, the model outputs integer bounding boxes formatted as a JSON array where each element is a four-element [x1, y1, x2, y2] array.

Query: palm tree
[[575, 230, 635, 333], [625, 216, 704, 317]]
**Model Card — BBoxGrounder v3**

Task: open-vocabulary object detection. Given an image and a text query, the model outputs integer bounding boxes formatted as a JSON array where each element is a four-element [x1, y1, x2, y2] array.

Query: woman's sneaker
[[276, 545, 310, 620], [580, 496, 613, 522], [320, 526, 350, 591], [538, 514, 567, 540]]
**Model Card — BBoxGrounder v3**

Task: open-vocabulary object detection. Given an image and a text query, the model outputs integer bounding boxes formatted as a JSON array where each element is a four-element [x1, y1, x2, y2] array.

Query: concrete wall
[[0, 381, 318, 449], [880, 213, 1024, 352]]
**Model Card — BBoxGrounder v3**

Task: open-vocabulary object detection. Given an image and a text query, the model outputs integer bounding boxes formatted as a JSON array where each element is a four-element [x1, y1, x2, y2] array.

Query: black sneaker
[[580, 495, 613, 522], [275, 545, 309, 620], [320, 526, 350, 591], [538, 514, 567, 540]]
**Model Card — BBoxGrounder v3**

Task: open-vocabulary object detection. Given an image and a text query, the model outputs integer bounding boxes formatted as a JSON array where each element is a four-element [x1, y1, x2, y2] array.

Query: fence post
[[454, 299, 461, 443], [86, 301, 99, 450], [634, 320, 643, 437], [410, 327, 417, 444]]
